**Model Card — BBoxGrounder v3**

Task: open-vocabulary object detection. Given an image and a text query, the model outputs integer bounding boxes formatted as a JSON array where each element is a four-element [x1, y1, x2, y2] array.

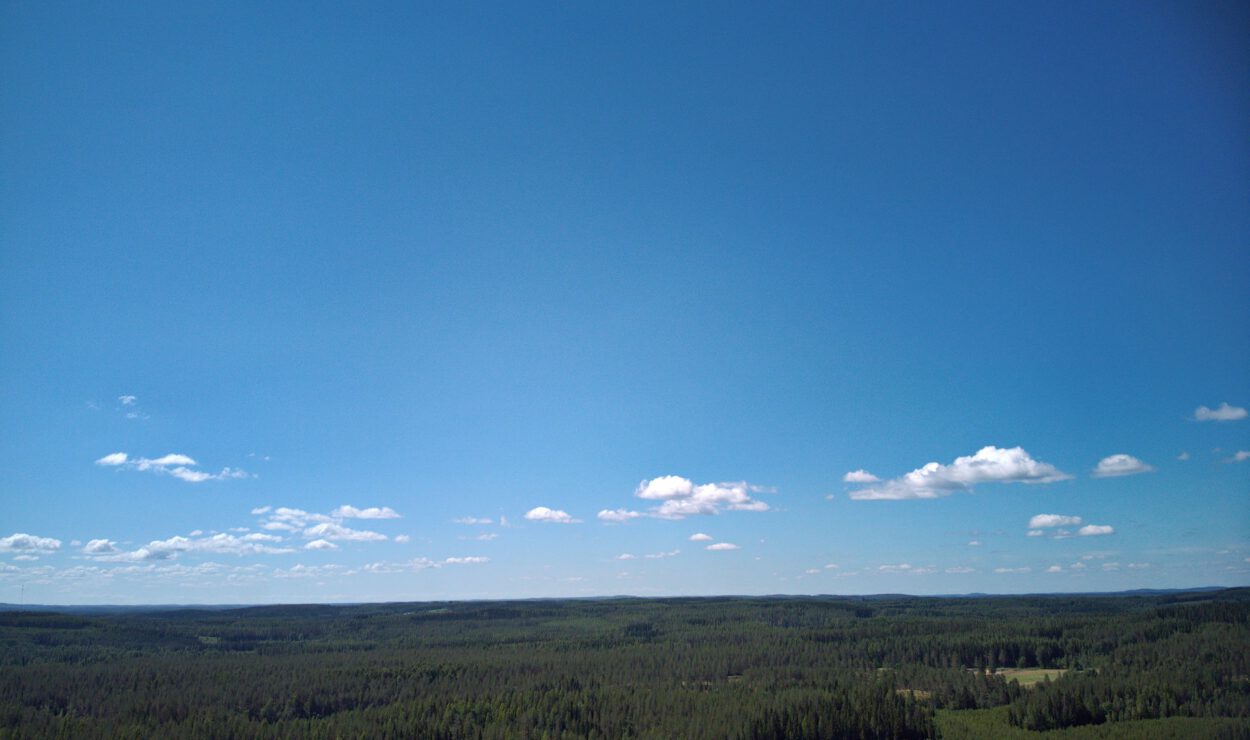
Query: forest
[[1, 589, 1248, 738]]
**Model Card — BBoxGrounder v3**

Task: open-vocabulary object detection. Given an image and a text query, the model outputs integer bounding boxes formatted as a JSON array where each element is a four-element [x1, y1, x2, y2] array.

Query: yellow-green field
[[994, 667, 1067, 686], [937, 707, 1250, 739]]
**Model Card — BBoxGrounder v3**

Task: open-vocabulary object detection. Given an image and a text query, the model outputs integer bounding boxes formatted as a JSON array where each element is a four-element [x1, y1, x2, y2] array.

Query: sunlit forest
[[2, 589, 1248, 738]]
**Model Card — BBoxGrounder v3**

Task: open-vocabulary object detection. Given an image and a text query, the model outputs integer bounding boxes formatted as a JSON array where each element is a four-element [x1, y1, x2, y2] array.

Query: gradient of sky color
[[2, 1, 1247, 604]]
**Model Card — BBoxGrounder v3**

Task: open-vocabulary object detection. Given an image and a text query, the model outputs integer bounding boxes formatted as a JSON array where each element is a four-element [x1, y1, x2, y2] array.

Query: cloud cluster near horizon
[[849, 446, 1070, 500]]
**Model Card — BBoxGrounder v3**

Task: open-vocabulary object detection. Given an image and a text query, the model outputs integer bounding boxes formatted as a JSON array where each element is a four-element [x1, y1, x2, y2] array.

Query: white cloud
[[706, 543, 740, 551], [1194, 402, 1247, 422], [524, 506, 579, 524], [1070, 561, 1087, 570], [967, 540, 981, 547], [645, 549, 680, 559], [688, 533, 713, 542], [251, 506, 272, 515], [394, 534, 411, 543], [332, 505, 401, 519], [118, 395, 137, 406], [631, 476, 773, 519], [1046, 565, 1063, 573], [1078, 524, 1115, 537], [1177, 451, 1191, 461], [1027, 529, 1044, 537], [1102, 562, 1121, 571], [443, 556, 489, 565], [96, 452, 250, 483], [1029, 514, 1083, 529], [93, 533, 295, 562], [303, 522, 387, 542], [305, 539, 338, 550], [1128, 562, 1151, 569], [83, 539, 116, 554], [993, 567, 1031, 574], [453, 517, 493, 525], [842, 469, 880, 483], [849, 446, 1070, 500], [824, 563, 839, 569], [945, 566, 976, 574], [616, 553, 636, 560], [474, 533, 498, 541], [1091, 454, 1155, 478], [1226, 451, 1250, 463], [597, 509, 643, 523], [241, 533, 282, 543], [878, 563, 937, 575], [0, 533, 62, 552]]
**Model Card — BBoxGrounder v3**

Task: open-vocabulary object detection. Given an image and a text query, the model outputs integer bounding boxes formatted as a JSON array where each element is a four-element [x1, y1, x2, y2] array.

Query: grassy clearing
[[995, 667, 1067, 686], [937, 707, 1250, 739]]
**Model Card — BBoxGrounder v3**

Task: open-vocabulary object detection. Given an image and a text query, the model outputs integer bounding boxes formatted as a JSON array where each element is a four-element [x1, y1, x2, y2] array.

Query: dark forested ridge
[[2, 590, 1248, 738]]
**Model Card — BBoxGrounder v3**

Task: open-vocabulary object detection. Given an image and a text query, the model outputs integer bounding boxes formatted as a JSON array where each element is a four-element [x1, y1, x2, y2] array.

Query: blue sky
[[2, 1, 1247, 604]]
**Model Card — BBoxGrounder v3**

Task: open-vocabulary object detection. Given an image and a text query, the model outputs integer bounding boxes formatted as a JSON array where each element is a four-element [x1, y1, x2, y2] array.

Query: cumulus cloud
[[688, 533, 713, 542], [83, 539, 117, 554], [946, 566, 976, 574], [453, 517, 493, 525], [630, 476, 773, 519], [842, 469, 880, 483], [332, 505, 401, 519], [524, 507, 579, 524], [91, 533, 295, 562], [118, 395, 137, 406], [394, 534, 411, 543], [1091, 454, 1155, 478], [1177, 451, 1191, 461], [616, 553, 636, 560], [1225, 451, 1250, 464], [1046, 565, 1063, 573], [1194, 402, 1247, 422], [95, 452, 251, 483], [443, 556, 489, 565], [597, 509, 643, 523], [993, 567, 1031, 574], [706, 543, 740, 551], [0, 533, 62, 552], [305, 539, 338, 551], [849, 446, 1071, 500], [304, 522, 387, 542], [645, 549, 680, 559], [1078, 524, 1115, 537], [1029, 514, 1083, 529]]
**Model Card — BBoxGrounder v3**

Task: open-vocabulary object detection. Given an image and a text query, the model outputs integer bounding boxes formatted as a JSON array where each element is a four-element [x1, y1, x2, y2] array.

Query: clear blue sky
[[2, 1, 1247, 604]]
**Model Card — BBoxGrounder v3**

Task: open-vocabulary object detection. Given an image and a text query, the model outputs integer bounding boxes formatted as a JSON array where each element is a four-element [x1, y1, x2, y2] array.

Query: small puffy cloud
[[597, 509, 642, 523], [1027, 529, 1044, 537], [118, 395, 137, 405], [1046, 565, 1063, 573], [967, 540, 981, 547], [1225, 451, 1250, 463], [842, 469, 880, 483], [241, 533, 282, 543], [453, 517, 493, 525], [305, 539, 338, 551], [1102, 562, 1121, 571], [144, 454, 197, 467], [1070, 561, 1087, 570], [824, 563, 839, 569], [475, 533, 498, 541], [394, 534, 411, 543], [616, 553, 636, 560], [1078, 524, 1115, 537], [83, 539, 116, 554], [706, 542, 740, 551], [645, 549, 680, 559], [632, 476, 773, 519], [251, 506, 272, 515], [1128, 562, 1151, 569], [96, 452, 129, 466], [332, 505, 401, 519], [1092, 454, 1155, 478], [849, 446, 1070, 500], [946, 566, 976, 574], [1177, 451, 1191, 461], [303, 522, 387, 542], [443, 556, 489, 565], [1029, 514, 1083, 529], [1194, 402, 1247, 422], [688, 533, 713, 542], [0, 533, 63, 552], [524, 506, 579, 524], [993, 567, 1031, 574]]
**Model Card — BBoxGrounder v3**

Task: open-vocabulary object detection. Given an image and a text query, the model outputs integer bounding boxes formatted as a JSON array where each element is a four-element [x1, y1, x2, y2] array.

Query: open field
[[994, 667, 1068, 686]]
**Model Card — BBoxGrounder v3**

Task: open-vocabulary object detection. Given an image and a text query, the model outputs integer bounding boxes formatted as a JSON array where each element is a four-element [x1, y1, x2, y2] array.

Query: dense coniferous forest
[[1, 590, 1248, 738]]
